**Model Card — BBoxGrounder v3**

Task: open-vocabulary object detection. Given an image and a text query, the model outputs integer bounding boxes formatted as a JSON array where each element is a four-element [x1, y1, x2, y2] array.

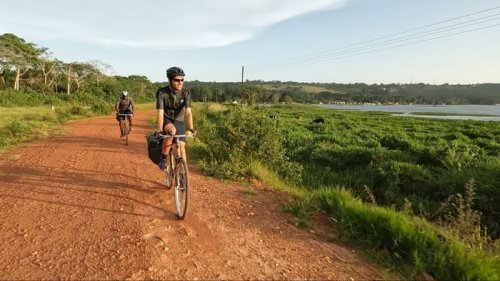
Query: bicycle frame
[[157, 133, 194, 219], [158, 134, 187, 158], [118, 113, 133, 145]]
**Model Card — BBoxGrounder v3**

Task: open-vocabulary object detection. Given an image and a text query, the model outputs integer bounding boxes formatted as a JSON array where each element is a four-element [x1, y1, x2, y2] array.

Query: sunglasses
[[173, 78, 184, 82]]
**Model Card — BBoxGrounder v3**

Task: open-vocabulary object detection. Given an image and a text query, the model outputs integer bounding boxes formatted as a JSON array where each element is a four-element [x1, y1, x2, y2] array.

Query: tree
[[39, 53, 64, 92], [0, 33, 46, 90], [242, 89, 257, 107], [271, 93, 280, 104], [281, 94, 293, 104], [62, 62, 98, 94], [128, 75, 151, 95], [89, 60, 113, 86], [200, 85, 214, 103]]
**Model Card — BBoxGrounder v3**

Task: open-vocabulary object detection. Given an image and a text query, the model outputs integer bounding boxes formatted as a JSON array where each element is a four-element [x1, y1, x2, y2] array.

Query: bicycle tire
[[174, 158, 189, 220], [124, 119, 129, 146], [165, 153, 175, 190]]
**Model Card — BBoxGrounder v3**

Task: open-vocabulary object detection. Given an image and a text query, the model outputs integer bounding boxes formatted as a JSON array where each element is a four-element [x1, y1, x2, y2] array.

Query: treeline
[[0, 33, 157, 105], [186, 80, 500, 105], [182, 81, 500, 105], [239, 81, 500, 105], [2, 33, 499, 106]]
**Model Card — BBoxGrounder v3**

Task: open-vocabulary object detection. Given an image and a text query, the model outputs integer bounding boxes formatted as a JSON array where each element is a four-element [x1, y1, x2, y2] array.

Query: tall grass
[[309, 185, 499, 280], [0, 106, 57, 128], [0, 90, 117, 151], [0, 106, 62, 150], [251, 162, 500, 279], [263, 104, 500, 238], [192, 103, 500, 280]]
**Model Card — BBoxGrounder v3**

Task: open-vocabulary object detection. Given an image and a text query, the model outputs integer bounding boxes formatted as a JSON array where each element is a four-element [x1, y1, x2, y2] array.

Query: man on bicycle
[[116, 91, 135, 137], [156, 66, 195, 170]]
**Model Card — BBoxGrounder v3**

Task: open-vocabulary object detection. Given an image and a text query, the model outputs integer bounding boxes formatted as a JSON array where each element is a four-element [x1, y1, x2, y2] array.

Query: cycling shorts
[[116, 110, 133, 121], [163, 118, 186, 142]]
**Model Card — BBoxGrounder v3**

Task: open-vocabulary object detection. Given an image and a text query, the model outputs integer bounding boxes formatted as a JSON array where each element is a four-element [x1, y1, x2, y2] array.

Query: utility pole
[[214, 81, 218, 103], [240, 65, 244, 100]]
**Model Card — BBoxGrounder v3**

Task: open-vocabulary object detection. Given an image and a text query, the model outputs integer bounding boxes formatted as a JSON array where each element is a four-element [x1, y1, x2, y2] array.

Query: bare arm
[[157, 109, 164, 132], [185, 107, 193, 130]]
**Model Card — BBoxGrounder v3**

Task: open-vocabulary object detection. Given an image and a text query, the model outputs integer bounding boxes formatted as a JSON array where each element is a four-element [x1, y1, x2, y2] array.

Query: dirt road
[[0, 110, 391, 279]]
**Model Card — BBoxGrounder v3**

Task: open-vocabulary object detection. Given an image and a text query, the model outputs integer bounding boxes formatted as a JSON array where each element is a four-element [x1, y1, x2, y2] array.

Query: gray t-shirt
[[116, 97, 134, 112]]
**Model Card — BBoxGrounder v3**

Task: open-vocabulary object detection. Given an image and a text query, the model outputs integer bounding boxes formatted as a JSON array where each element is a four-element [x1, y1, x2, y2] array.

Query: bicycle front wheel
[[174, 158, 189, 220], [124, 120, 129, 146], [164, 153, 175, 190]]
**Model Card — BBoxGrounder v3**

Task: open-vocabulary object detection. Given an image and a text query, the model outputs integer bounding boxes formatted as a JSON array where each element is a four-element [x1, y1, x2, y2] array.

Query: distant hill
[[256, 83, 344, 94], [230, 81, 500, 105]]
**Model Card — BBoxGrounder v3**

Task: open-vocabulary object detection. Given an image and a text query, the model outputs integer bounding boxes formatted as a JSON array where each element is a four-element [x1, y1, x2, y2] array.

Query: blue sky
[[1, 0, 499, 84]]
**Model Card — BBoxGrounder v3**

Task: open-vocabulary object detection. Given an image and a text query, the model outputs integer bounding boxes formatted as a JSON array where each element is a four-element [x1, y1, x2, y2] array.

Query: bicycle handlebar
[[156, 133, 195, 139], [117, 113, 134, 116]]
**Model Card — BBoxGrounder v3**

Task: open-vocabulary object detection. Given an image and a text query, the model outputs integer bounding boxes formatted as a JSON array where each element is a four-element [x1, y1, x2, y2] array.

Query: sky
[[1, 0, 500, 84]]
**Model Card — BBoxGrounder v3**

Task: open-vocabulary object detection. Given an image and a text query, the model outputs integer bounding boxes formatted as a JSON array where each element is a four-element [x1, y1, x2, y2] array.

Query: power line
[[298, 23, 500, 66], [247, 6, 499, 69], [284, 17, 500, 67], [245, 6, 500, 76]]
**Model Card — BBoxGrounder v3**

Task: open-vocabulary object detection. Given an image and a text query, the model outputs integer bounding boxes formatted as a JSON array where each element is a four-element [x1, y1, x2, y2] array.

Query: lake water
[[318, 104, 500, 121]]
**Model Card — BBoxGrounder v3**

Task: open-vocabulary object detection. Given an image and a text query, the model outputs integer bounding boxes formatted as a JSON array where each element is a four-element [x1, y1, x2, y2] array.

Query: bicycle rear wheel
[[174, 158, 189, 220], [124, 120, 129, 146]]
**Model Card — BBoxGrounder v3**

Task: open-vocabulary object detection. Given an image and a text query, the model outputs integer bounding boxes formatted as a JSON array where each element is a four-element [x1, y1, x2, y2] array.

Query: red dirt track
[[0, 110, 391, 279]]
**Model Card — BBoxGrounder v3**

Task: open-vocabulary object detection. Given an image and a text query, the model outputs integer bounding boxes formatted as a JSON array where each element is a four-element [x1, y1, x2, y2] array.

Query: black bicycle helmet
[[166, 66, 185, 80]]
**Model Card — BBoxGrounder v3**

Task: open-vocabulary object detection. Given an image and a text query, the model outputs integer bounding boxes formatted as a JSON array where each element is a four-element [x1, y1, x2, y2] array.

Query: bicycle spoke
[[174, 159, 189, 220]]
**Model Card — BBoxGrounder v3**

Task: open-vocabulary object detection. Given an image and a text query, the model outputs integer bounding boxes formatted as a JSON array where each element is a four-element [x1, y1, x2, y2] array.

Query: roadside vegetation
[[192, 103, 500, 280], [0, 90, 114, 151]]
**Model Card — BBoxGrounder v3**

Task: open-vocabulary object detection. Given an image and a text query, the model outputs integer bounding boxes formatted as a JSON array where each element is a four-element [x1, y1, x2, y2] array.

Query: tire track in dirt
[[0, 110, 394, 280]]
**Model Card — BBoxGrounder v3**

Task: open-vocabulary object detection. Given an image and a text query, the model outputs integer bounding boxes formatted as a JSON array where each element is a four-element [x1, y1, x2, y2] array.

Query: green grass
[[0, 106, 57, 128], [241, 188, 257, 198], [0, 106, 64, 151], [300, 85, 337, 93], [191, 103, 500, 280], [257, 83, 341, 94], [247, 161, 500, 279], [249, 161, 305, 198], [134, 102, 156, 111], [0, 101, 118, 152]]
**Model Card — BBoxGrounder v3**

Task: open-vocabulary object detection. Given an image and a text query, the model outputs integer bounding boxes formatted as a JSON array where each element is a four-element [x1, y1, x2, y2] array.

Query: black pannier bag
[[146, 134, 163, 165]]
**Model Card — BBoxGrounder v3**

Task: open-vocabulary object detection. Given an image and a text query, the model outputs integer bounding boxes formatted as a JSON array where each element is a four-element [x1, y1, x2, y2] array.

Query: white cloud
[[1, 0, 348, 50]]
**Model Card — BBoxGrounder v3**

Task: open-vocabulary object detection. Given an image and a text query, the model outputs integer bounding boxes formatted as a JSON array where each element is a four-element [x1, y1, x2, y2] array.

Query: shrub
[[380, 135, 412, 151], [438, 141, 484, 171], [196, 106, 302, 184]]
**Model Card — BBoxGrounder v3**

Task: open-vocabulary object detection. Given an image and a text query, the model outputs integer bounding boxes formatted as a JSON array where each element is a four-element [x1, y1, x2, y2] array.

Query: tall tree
[[0, 33, 46, 90], [39, 53, 64, 92], [89, 60, 113, 87], [62, 62, 97, 94]]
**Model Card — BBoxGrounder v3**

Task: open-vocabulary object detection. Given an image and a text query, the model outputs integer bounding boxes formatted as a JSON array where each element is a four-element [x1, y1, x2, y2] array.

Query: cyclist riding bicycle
[[156, 66, 196, 170], [116, 90, 135, 137]]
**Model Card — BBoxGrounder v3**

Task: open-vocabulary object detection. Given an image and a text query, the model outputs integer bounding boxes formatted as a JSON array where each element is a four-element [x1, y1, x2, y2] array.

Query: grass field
[[257, 84, 343, 94], [0, 106, 57, 129], [192, 103, 500, 280]]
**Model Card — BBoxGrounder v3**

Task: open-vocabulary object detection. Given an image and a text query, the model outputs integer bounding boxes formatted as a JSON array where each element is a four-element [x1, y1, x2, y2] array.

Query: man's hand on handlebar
[[187, 128, 197, 137], [154, 130, 162, 138]]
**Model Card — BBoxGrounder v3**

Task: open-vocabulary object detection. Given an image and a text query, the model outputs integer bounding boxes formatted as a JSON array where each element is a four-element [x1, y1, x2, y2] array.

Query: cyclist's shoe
[[159, 159, 168, 171]]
